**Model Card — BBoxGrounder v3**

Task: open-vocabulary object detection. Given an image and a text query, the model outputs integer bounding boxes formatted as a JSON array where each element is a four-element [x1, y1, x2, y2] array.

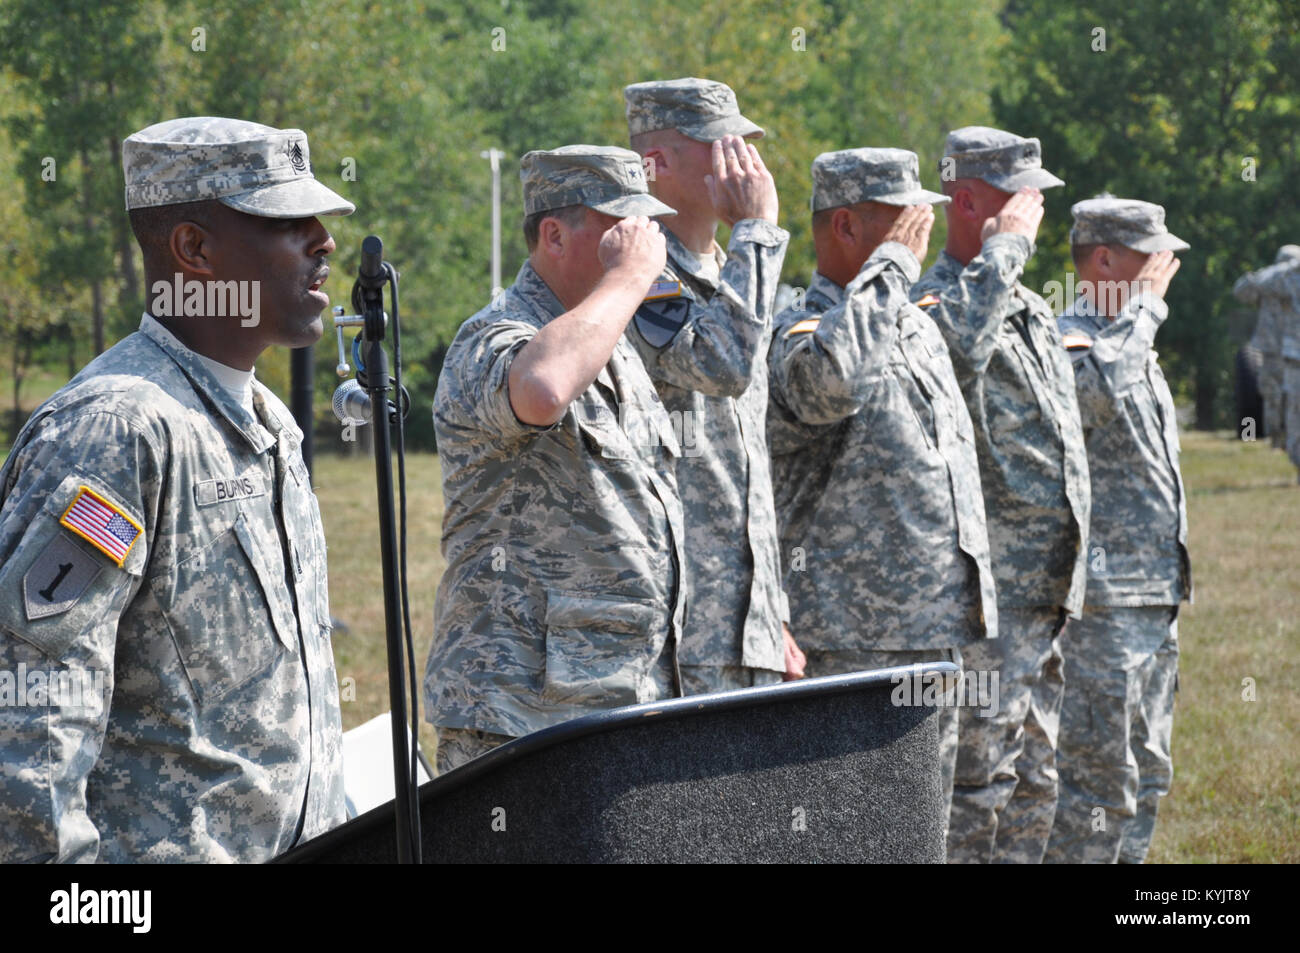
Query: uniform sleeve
[[0, 410, 157, 863], [628, 219, 789, 396], [1236, 260, 1300, 300], [1233, 270, 1263, 306], [912, 233, 1032, 386], [1059, 292, 1168, 431], [441, 318, 558, 442], [1256, 305, 1283, 395], [769, 242, 920, 426]]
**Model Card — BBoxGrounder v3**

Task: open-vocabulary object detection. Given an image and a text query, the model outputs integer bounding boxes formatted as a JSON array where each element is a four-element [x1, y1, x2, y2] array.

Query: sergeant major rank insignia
[[289, 141, 309, 174]]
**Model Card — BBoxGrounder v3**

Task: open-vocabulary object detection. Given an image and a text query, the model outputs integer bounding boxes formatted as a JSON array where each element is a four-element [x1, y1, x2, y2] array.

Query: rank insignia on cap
[[59, 486, 143, 567], [784, 318, 821, 337], [915, 294, 940, 308], [644, 279, 682, 302], [1062, 331, 1093, 350], [288, 141, 309, 174]]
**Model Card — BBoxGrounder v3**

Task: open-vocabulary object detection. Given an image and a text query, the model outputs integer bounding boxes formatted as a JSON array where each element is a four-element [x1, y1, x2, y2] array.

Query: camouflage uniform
[[1046, 197, 1192, 864], [912, 127, 1090, 864], [767, 149, 997, 816], [1234, 249, 1300, 467], [0, 317, 345, 863], [624, 78, 789, 692], [424, 146, 688, 752], [0, 117, 352, 863]]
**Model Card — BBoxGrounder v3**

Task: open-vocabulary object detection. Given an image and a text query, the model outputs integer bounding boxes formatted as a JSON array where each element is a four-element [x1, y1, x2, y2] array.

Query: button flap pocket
[[153, 515, 286, 705], [541, 589, 660, 709]]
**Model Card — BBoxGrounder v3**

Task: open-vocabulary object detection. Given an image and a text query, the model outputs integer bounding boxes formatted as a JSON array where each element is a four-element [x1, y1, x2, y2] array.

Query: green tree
[[994, 0, 1300, 427], [0, 0, 164, 353]]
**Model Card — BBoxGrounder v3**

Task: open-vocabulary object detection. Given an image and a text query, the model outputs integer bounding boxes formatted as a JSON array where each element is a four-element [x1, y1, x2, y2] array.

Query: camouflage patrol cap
[[811, 148, 950, 213], [122, 116, 354, 217], [520, 145, 676, 218], [941, 125, 1064, 191], [1276, 245, 1300, 263], [1070, 196, 1189, 253], [624, 77, 763, 142]]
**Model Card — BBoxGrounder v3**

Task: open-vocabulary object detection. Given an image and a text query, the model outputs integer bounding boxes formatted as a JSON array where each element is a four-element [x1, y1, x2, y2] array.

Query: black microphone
[[358, 235, 385, 289]]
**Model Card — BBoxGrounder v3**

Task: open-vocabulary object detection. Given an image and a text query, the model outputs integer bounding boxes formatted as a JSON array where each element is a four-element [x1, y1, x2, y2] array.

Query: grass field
[[317, 430, 1300, 863]]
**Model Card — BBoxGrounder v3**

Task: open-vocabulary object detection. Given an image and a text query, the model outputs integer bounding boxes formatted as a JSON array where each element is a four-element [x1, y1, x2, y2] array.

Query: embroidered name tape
[[59, 486, 143, 567], [193, 474, 267, 507]]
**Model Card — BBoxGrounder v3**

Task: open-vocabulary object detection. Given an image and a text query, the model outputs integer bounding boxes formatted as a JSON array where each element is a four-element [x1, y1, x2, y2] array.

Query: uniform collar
[[1061, 295, 1107, 329], [139, 313, 280, 453], [514, 261, 567, 324], [809, 271, 845, 309], [934, 249, 966, 280], [662, 228, 726, 289]]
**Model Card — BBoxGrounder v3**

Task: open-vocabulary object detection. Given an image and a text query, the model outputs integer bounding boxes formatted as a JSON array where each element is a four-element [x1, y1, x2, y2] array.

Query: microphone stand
[[349, 235, 421, 864]]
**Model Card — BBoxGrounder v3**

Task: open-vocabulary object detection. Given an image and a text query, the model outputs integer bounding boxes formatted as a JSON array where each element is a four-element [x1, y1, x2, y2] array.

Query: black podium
[[276, 663, 957, 863]]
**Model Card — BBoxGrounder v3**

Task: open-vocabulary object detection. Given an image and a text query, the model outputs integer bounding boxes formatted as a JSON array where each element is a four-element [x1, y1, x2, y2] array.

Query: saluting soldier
[[623, 78, 803, 693], [1234, 245, 1300, 474], [767, 148, 998, 825], [424, 146, 688, 773], [911, 127, 1090, 864], [1047, 197, 1189, 864]]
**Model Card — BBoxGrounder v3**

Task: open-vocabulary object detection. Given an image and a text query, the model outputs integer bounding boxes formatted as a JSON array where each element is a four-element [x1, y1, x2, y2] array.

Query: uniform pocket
[[1069, 669, 1131, 770], [540, 588, 660, 709], [152, 515, 284, 705], [573, 401, 638, 462]]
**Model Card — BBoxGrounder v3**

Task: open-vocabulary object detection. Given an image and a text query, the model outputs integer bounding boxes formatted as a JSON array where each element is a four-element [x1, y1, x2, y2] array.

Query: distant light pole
[[480, 148, 504, 303]]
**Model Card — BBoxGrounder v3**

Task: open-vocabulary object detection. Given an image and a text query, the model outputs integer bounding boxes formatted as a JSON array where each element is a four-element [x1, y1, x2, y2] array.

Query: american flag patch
[[59, 486, 142, 566]]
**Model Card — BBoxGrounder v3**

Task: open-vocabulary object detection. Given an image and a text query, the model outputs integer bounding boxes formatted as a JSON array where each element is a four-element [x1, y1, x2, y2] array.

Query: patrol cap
[[520, 145, 676, 218], [811, 148, 950, 213], [625, 77, 763, 142], [941, 125, 1064, 192], [1070, 196, 1189, 253], [1276, 245, 1300, 263], [122, 116, 354, 217]]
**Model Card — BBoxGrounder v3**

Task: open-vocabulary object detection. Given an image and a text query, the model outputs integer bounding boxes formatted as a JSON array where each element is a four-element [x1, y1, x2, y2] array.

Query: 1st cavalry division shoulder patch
[[635, 282, 691, 349], [59, 485, 143, 567]]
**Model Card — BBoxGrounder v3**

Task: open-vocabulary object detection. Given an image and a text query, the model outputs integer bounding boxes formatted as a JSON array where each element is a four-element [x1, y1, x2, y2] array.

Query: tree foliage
[[993, 0, 1300, 426], [1, 0, 1015, 449]]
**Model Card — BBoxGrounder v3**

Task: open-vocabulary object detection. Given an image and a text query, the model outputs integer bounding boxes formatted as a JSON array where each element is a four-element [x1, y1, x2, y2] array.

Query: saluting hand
[[883, 204, 935, 262], [706, 134, 779, 227], [598, 215, 667, 287], [980, 186, 1044, 245], [1134, 249, 1181, 301]]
